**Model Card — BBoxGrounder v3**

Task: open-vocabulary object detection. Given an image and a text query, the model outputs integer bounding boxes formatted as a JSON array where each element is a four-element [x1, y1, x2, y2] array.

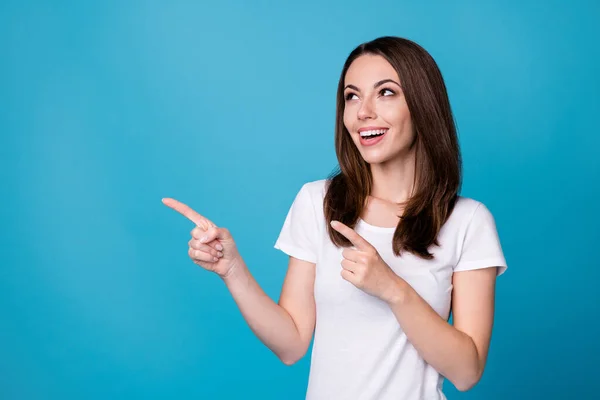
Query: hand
[[330, 220, 403, 304], [162, 198, 241, 278]]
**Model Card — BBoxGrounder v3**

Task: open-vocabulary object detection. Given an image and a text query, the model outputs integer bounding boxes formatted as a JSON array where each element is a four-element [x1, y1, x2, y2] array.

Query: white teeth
[[360, 129, 387, 137]]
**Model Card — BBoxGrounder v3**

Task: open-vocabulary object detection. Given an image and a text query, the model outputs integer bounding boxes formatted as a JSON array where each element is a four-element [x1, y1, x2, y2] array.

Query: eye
[[345, 92, 358, 101], [380, 88, 395, 96]]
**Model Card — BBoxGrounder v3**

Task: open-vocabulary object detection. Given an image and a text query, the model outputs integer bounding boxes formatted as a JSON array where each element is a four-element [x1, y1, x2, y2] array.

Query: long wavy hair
[[323, 36, 462, 260]]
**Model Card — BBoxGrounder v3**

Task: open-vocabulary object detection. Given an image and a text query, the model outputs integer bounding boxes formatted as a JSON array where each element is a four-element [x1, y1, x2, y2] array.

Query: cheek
[[381, 101, 410, 124], [386, 109, 413, 138], [402, 112, 414, 137], [343, 110, 354, 134], [343, 106, 351, 120]]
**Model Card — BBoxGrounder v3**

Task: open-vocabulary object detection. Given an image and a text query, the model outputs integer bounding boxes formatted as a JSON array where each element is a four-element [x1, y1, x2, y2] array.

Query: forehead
[[344, 54, 399, 85]]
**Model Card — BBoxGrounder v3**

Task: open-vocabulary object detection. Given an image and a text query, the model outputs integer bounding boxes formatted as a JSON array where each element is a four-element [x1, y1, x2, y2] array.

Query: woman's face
[[343, 54, 415, 165]]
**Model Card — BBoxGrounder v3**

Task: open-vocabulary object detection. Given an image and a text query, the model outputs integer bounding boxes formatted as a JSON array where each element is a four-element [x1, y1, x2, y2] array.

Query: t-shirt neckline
[[356, 218, 397, 233]]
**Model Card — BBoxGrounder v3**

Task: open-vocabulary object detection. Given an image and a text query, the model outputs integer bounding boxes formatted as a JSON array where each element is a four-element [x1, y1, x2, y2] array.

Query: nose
[[357, 98, 376, 120]]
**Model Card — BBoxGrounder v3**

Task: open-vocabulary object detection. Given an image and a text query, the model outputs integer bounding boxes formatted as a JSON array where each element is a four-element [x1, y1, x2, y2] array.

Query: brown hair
[[324, 36, 462, 260]]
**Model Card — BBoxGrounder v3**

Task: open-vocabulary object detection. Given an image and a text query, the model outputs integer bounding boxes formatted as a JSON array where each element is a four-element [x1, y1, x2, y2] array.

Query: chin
[[361, 154, 389, 165], [357, 148, 389, 163]]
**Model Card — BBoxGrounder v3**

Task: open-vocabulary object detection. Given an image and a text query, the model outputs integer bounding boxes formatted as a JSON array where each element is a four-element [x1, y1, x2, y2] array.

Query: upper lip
[[358, 126, 389, 133]]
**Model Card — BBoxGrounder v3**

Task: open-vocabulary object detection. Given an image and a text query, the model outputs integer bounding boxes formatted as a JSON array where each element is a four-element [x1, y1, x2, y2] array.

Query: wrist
[[383, 274, 409, 306], [220, 257, 246, 282]]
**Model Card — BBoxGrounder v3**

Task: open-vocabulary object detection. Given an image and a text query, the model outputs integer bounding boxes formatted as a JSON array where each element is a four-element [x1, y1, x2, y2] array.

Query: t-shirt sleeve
[[454, 203, 508, 276], [273, 183, 319, 264]]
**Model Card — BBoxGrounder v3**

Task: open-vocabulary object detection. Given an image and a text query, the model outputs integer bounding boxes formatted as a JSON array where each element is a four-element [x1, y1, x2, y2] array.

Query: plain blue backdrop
[[1, 0, 598, 399]]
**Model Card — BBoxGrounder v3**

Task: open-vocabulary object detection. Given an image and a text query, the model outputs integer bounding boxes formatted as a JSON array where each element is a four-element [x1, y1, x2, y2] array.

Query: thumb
[[193, 226, 232, 243]]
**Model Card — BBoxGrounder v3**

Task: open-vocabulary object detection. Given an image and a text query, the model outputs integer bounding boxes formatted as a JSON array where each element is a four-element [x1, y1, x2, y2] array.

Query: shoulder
[[298, 179, 329, 202], [442, 196, 500, 237], [450, 196, 495, 225], [449, 196, 504, 244], [300, 179, 329, 194], [450, 196, 507, 274], [283, 179, 329, 217]]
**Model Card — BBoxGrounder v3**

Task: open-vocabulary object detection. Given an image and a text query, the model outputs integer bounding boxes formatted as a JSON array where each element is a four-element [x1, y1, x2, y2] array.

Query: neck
[[369, 149, 416, 204]]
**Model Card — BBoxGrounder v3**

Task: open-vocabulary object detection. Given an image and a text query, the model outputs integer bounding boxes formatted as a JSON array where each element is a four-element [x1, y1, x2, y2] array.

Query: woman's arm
[[387, 267, 497, 391], [161, 197, 316, 365], [222, 255, 316, 365], [329, 219, 499, 390]]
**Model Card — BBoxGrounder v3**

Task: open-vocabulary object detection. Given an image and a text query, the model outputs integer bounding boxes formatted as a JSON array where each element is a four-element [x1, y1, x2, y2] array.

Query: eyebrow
[[344, 79, 402, 92]]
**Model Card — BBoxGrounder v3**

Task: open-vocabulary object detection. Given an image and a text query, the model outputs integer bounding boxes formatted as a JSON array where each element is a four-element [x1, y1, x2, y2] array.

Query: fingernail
[[217, 251, 223, 257], [215, 244, 223, 251], [200, 236, 207, 243]]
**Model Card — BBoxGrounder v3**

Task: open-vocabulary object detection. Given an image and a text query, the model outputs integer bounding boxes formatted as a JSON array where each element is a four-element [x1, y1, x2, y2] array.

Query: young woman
[[163, 36, 507, 400]]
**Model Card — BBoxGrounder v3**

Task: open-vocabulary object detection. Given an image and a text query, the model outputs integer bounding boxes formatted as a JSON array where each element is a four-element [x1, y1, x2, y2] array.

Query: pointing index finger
[[331, 220, 371, 251], [162, 198, 214, 229]]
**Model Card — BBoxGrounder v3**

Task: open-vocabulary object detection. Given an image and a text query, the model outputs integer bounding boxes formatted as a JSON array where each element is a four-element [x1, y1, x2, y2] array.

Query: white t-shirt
[[274, 179, 507, 400]]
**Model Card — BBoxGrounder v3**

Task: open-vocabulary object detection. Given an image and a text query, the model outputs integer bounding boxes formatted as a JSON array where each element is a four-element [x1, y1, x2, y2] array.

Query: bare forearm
[[388, 278, 482, 391], [221, 258, 304, 364]]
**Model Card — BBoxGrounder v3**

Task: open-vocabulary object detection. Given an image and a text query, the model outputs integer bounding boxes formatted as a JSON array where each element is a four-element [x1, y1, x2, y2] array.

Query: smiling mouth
[[359, 128, 388, 141]]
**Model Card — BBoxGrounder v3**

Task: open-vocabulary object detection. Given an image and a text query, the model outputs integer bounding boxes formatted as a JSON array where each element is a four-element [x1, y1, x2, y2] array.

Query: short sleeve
[[273, 183, 319, 264], [454, 203, 508, 276]]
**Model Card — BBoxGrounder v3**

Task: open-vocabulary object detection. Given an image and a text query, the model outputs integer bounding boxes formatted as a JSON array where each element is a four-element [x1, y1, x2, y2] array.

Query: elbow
[[278, 345, 307, 366], [280, 356, 299, 366], [452, 368, 483, 392], [453, 336, 486, 392], [279, 352, 303, 366], [277, 332, 311, 366], [454, 379, 477, 392]]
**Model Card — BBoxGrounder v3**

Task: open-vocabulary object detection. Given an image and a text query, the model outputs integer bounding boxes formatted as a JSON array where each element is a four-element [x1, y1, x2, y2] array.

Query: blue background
[[1, 0, 598, 398]]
